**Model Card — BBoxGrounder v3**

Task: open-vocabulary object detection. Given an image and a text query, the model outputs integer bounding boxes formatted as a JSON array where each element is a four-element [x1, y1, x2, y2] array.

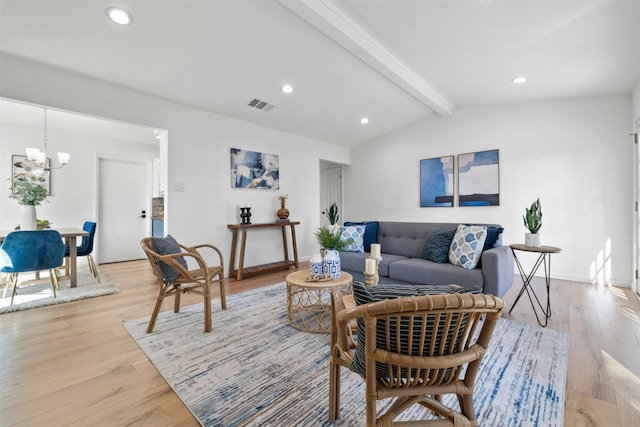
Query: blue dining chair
[[64, 221, 99, 282], [0, 230, 66, 305]]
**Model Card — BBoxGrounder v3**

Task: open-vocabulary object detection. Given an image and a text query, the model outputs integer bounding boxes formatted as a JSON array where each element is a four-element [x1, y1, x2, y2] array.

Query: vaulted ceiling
[[1, 0, 639, 147]]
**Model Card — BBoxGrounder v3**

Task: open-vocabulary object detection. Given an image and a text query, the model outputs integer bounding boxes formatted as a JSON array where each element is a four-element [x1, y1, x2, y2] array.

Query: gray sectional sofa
[[339, 221, 514, 297]]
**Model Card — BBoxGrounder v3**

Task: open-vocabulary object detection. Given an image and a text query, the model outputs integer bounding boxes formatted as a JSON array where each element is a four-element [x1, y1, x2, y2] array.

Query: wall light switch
[[174, 182, 185, 192]]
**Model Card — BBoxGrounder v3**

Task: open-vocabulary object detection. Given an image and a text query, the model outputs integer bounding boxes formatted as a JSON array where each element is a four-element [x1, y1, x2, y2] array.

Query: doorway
[[97, 157, 150, 263], [320, 161, 343, 226]]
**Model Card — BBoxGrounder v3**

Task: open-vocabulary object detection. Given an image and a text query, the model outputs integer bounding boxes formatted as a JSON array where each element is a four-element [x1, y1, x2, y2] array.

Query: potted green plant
[[326, 202, 339, 226], [314, 226, 350, 251], [9, 179, 51, 230], [315, 203, 351, 278], [523, 198, 542, 247]]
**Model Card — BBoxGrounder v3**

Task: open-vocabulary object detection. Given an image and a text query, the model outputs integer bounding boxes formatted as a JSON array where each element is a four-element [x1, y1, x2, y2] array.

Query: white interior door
[[98, 158, 150, 263], [320, 164, 342, 226]]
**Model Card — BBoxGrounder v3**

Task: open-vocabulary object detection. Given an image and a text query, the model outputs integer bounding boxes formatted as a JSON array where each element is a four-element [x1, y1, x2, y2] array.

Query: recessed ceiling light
[[360, 117, 369, 125], [281, 84, 294, 94], [106, 7, 133, 25], [512, 76, 527, 85]]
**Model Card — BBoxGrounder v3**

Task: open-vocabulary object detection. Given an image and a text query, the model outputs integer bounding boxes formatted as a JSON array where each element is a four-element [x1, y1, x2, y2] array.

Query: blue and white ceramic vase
[[323, 249, 341, 279], [309, 253, 324, 275]]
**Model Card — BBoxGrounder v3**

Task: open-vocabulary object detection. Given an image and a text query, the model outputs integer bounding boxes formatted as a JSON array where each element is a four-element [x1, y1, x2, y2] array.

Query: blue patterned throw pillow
[[344, 221, 379, 252], [448, 225, 488, 269], [340, 225, 365, 252], [151, 235, 188, 283]]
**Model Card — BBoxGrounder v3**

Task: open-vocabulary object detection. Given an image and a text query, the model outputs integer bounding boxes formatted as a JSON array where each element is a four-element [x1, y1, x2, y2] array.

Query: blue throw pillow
[[483, 226, 504, 251], [422, 227, 456, 263], [344, 221, 379, 252], [151, 235, 187, 283], [340, 225, 365, 252]]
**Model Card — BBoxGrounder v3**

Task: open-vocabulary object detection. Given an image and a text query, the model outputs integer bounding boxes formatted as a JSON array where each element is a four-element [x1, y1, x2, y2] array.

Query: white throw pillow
[[449, 224, 488, 269]]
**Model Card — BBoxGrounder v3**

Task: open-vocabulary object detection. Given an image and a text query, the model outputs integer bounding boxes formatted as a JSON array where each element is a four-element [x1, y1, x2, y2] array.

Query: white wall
[[344, 95, 634, 286], [0, 55, 351, 268], [633, 79, 640, 125], [0, 120, 159, 230]]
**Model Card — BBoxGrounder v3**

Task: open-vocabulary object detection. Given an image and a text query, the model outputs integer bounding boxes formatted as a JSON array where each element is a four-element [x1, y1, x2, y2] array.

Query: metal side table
[[508, 243, 562, 327]]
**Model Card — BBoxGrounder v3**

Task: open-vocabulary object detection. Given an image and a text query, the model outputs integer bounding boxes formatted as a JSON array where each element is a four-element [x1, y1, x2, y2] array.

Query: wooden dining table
[[0, 227, 89, 288]]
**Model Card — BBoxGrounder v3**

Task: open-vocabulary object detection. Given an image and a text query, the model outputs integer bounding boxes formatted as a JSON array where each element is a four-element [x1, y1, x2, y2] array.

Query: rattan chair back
[[329, 290, 504, 426]]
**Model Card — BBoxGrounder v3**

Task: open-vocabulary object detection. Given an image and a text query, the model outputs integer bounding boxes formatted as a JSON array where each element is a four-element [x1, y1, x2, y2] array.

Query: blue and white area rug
[[123, 283, 568, 426]]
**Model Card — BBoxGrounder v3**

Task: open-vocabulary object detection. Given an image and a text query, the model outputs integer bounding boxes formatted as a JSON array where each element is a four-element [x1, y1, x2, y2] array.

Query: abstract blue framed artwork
[[230, 148, 280, 190], [420, 156, 454, 207], [457, 149, 500, 206]]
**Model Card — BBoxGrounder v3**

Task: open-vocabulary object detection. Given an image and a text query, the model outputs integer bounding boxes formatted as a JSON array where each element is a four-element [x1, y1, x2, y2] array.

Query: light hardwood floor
[[1, 260, 639, 426]]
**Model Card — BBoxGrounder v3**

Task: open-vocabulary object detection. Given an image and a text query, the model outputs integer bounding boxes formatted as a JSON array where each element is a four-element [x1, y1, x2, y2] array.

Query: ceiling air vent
[[248, 98, 274, 112]]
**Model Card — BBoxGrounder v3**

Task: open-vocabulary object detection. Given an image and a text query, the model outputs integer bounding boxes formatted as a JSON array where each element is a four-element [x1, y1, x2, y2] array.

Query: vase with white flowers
[[9, 179, 51, 230]]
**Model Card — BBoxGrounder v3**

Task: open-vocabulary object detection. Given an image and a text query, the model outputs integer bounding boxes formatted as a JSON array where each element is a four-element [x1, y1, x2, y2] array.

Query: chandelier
[[25, 108, 70, 171]]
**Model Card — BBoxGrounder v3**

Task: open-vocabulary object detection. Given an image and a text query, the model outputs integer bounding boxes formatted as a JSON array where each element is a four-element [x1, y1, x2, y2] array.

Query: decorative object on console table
[[523, 198, 542, 247], [239, 206, 252, 224], [9, 178, 52, 230], [276, 193, 290, 222]]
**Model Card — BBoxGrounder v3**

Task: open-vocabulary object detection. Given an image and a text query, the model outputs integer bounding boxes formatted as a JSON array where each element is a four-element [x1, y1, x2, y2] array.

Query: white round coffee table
[[286, 270, 353, 333]]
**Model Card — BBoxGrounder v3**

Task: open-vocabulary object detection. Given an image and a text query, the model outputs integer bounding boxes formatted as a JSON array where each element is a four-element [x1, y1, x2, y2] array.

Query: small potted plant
[[314, 226, 350, 252], [523, 198, 542, 247], [9, 179, 51, 230], [315, 203, 351, 279]]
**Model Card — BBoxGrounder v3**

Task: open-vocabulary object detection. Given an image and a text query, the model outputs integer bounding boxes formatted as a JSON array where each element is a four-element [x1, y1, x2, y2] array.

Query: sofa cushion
[[378, 222, 459, 258], [349, 281, 470, 378], [344, 221, 379, 252], [421, 227, 456, 263], [338, 251, 408, 277], [388, 258, 484, 290], [449, 225, 487, 269], [340, 225, 365, 252], [151, 235, 187, 283]]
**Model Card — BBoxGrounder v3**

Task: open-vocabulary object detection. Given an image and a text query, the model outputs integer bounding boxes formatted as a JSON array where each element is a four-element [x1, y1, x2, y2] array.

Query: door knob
[[140, 210, 147, 218]]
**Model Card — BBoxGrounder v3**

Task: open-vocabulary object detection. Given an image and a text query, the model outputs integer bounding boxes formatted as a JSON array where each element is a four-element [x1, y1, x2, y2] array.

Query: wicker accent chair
[[329, 289, 504, 426], [141, 237, 226, 333]]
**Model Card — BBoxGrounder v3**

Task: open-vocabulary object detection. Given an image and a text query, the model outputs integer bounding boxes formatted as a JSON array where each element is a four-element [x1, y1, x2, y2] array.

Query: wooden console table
[[227, 221, 300, 280]]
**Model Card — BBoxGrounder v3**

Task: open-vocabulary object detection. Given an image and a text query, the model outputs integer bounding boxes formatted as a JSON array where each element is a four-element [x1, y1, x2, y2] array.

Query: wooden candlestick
[[363, 256, 382, 286], [364, 271, 377, 286]]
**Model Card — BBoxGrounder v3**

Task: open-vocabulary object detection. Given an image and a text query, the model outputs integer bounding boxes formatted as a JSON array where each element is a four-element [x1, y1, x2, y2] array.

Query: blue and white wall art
[[420, 156, 454, 207], [457, 149, 500, 206], [230, 148, 280, 190]]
